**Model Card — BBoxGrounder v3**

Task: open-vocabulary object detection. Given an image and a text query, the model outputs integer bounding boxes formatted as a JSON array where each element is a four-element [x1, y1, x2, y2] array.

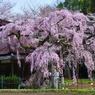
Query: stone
[[61, 77, 64, 88], [51, 67, 59, 89], [41, 79, 50, 89], [18, 82, 26, 89]]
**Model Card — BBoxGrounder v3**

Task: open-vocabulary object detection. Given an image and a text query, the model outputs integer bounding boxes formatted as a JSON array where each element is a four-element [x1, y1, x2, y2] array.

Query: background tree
[[38, 5, 56, 17], [81, 0, 92, 14], [91, 0, 95, 13], [63, 0, 94, 14], [56, 2, 63, 9], [13, 4, 56, 21], [63, 0, 81, 11], [0, 0, 15, 20]]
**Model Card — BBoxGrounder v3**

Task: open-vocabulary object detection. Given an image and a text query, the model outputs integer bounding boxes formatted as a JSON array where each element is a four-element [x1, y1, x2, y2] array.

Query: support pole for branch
[[38, 76, 40, 89], [19, 77, 21, 86], [1, 76, 3, 89], [77, 61, 79, 89]]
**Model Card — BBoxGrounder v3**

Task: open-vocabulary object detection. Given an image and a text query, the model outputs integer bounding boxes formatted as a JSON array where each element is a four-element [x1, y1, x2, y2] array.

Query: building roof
[[0, 19, 10, 26], [0, 19, 12, 55], [0, 40, 12, 55]]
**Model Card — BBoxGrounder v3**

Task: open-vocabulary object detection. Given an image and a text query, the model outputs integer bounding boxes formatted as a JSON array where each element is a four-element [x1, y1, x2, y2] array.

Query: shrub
[[0, 75, 20, 89]]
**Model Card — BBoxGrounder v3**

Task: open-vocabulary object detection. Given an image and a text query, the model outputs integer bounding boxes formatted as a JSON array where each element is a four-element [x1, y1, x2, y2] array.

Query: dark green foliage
[[81, 0, 92, 14], [0, 75, 19, 89], [64, 0, 82, 11], [91, 0, 95, 13], [81, 0, 88, 14], [63, 0, 95, 14], [56, 2, 63, 9], [64, 0, 71, 10]]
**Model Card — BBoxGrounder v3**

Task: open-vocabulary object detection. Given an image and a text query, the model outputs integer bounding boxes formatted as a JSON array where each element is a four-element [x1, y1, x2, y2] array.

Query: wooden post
[[77, 61, 79, 89], [19, 77, 21, 86], [11, 59, 14, 76], [1, 76, 3, 89], [11, 53, 14, 76], [38, 76, 40, 89]]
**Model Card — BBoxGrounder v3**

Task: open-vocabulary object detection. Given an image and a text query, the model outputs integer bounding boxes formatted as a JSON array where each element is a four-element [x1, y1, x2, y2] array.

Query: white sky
[[4, 0, 64, 13]]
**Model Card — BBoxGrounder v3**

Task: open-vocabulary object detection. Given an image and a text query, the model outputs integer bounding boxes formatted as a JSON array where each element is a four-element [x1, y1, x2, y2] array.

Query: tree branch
[[8, 30, 50, 50], [83, 34, 95, 44]]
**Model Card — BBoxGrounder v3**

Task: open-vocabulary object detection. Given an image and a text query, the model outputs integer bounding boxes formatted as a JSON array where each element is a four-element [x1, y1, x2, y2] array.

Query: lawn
[[0, 89, 95, 95], [60, 79, 95, 90]]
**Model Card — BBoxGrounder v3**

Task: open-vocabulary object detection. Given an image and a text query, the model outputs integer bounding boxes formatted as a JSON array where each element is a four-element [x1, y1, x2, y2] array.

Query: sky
[[4, 0, 64, 14]]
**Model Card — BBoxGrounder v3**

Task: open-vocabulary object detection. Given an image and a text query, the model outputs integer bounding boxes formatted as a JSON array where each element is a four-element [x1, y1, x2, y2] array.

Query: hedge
[[0, 75, 20, 89]]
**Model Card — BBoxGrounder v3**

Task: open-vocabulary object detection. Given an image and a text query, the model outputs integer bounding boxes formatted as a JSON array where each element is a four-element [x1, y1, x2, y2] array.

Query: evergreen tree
[[91, 0, 95, 13], [63, 0, 93, 14], [64, 0, 73, 10], [56, 2, 63, 9], [81, 0, 88, 14], [63, 0, 82, 11]]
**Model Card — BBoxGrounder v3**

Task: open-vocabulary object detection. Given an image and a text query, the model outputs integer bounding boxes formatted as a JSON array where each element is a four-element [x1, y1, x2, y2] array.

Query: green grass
[[0, 79, 95, 94], [64, 79, 95, 83], [0, 89, 95, 94]]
